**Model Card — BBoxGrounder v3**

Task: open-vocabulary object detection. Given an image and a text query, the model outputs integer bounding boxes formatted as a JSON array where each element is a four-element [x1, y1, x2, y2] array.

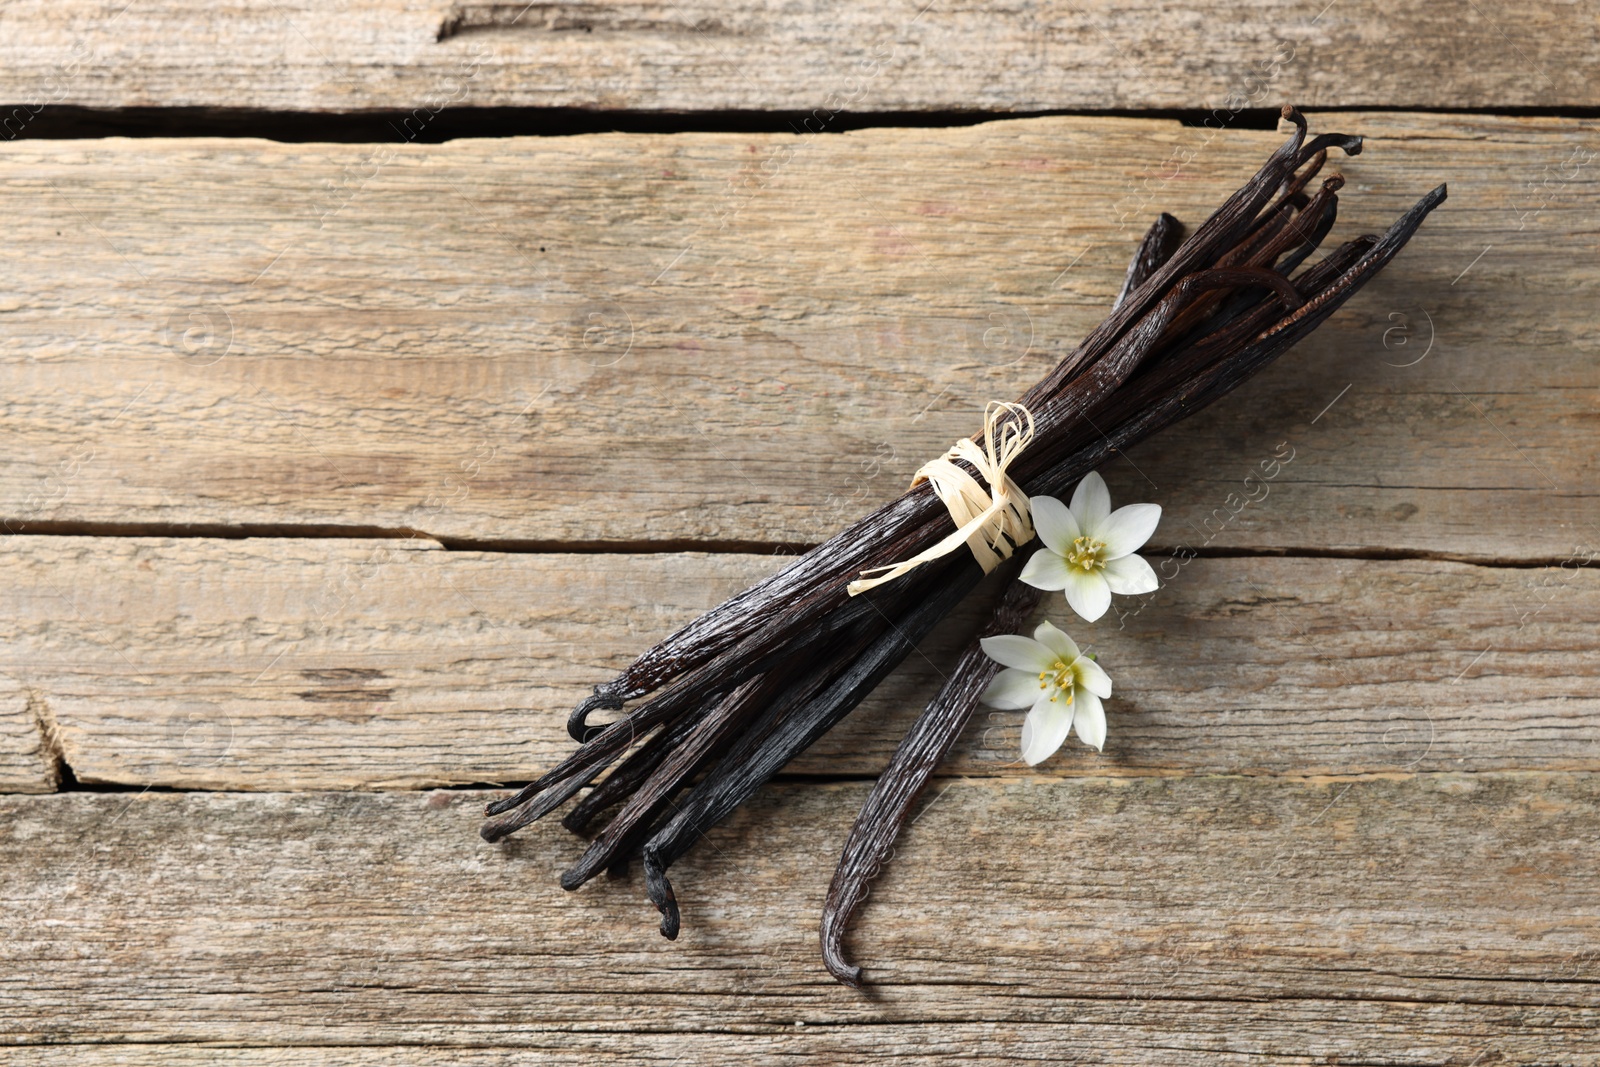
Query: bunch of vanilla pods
[[482, 109, 1445, 985]]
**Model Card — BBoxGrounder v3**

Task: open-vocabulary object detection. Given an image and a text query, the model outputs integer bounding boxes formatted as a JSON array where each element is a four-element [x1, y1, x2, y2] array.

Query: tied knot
[[847, 401, 1035, 596]]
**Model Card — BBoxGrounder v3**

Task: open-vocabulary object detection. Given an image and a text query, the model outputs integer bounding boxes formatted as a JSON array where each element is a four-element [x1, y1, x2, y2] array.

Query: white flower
[[980, 620, 1114, 764], [1019, 471, 1161, 622]]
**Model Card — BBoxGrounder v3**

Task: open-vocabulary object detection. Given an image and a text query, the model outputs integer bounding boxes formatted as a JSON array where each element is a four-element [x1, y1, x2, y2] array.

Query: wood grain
[[5, 536, 1596, 791], [1, 114, 1594, 557], [0, 0, 1594, 113], [3, 776, 1597, 1060], [0, 680, 56, 793]]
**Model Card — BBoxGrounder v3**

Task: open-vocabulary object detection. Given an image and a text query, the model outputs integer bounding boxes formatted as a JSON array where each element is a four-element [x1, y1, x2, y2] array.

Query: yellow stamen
[[1065, 535, 1107, 572], [1042, 659, 1077, 701]]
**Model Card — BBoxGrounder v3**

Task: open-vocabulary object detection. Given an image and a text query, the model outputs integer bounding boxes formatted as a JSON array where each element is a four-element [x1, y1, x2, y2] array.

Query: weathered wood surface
[[4, 536, 1596, 791], [1, 56, 1595, 1059], [2, 114, 1596, 557], [2, 0, 1596, 113], [0, 680, 56, 793], [3, 776, 1597, 1060]]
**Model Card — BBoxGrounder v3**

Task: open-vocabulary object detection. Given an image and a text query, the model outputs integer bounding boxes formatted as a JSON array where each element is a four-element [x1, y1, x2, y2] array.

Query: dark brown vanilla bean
[[1162, 178, 1343, 343], [1018, 107, 1319, 405], [640, 558, 981, 939], [1067, 191, 1446, 482], [561, 488, 938, 738], [557, 629, 874, 890], [821, 576, 1044, 987], [560, 565, 968, 875], [561, 708, 710, 835], [1224, 147, 1327, 261], [991, 263, 1304, 492], [1273, 146, 1327, 203], [559, 675, 771, 889], [1140, 172, 1340, 372], [1252, 187, 1446, 349], [480, 113, 1447, 980], [1251, 177, 1344, 268], [480, 758, 606, 843], [1115, 213, 1184, 310], [562, 488, 940, 730], [1220, 190, 1307, 268], [1296, 132, 1365, 167], [503, 560, 940, 821]]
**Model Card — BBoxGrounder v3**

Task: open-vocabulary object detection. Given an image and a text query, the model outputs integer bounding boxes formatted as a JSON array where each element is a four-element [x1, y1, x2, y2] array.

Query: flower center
[[1037, 659, 1078, 702], [1065, 536, 1108, 572]]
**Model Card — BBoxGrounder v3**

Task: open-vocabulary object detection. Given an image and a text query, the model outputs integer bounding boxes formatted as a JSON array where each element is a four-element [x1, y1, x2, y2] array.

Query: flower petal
[[1019, 548, 1072, 592], [981, 667, 1045, 710], [1030, 495, 1080, 556], [980, 634, 1055, 673], [1069, 471, 1112, 533], [1032, 620, 1080, 664], [1020, 693, 1074, 766], [1102, 552, 1160, 595], [1075, 655, 1113, 698], [1062, 568, 1112, 622], [1097, 503, 1162, 559], [1071, 690, 1107, 751]]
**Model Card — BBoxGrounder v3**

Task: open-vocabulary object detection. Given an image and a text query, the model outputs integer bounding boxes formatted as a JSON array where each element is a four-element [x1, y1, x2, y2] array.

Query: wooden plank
[[0, 1, 1594, 113], [3, 776, 1597, 1060], [2, 114, 1595, 557], [5, 536, 1596, 791], [2, 1009, 1596, 1067], [0, 679, 57, 793]]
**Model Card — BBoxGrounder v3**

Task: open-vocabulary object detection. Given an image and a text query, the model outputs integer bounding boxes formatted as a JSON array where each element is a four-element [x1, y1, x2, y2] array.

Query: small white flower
[[980, 620, 1114, 764], [1018, 471, 1161, 622]]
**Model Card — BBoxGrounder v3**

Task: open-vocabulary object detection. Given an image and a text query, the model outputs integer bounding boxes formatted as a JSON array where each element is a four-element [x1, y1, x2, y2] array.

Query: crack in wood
[[437, 2, 744, 42], [11, 768, 1598, 798], [0, 522, 1594, 571], [24, 688, 71, 790]]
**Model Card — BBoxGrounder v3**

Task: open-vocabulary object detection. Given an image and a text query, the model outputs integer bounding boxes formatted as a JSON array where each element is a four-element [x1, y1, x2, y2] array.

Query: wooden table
[[3, 4, 1597, 1062]]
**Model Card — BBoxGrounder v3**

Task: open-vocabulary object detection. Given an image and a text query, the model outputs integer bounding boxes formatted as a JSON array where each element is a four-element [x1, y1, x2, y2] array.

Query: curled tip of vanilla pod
[[480, 109, 1446, 984], [566, 686, 627, 742]]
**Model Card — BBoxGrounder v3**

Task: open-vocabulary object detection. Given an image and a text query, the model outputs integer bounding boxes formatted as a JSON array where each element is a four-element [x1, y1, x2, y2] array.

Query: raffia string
[[847, 401, 1036, 596]]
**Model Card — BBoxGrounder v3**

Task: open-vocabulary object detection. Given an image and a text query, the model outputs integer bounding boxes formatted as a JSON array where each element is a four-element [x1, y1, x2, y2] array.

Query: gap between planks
[[6, 524, 1600, 571], [15, 104, 1600, 145]]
